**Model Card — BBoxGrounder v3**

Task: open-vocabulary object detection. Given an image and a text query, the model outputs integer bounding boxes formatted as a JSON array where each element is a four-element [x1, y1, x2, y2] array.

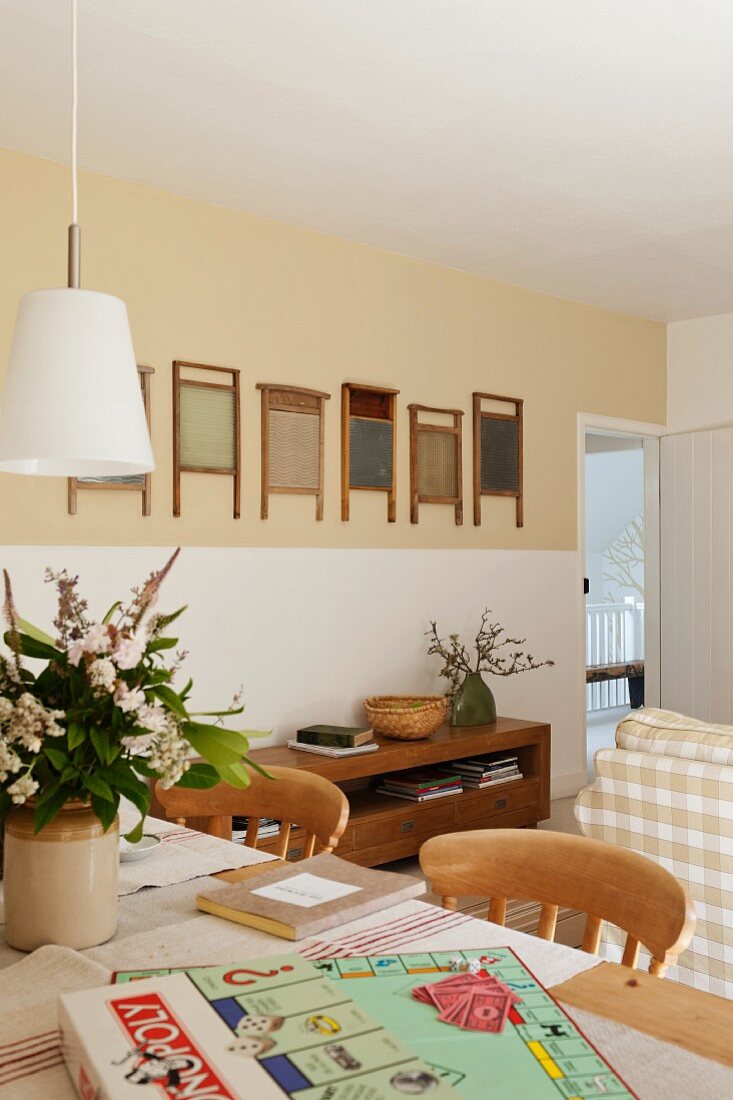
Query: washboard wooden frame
[[257, 383, 330, 520], [68, 365, 154, 516], [173, 360, 241, 518], [472, 391, 524, 528], [341, 383, 400, 522], [408, 403, 464, 525]]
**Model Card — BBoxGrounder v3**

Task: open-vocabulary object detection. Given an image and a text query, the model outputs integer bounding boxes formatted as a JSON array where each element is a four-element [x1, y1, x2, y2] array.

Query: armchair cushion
[[616, 707, 733, 767]]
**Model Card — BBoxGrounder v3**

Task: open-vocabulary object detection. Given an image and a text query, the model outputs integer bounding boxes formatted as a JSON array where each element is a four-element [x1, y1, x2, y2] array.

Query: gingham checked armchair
[[575, 707, 733, 997]]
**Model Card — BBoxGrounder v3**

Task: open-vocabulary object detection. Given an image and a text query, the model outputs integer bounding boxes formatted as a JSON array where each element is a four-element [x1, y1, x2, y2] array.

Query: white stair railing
[[586, 601, 644, 712]]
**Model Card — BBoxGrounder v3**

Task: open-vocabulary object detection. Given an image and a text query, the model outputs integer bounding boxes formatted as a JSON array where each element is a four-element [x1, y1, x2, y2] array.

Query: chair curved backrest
[[419, 829, 696, 976], [155, 766, 349, 861]]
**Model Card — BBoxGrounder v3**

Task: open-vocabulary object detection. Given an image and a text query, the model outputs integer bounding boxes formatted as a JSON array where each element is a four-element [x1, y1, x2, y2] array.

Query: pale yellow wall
[[0, 146, 666, 549]]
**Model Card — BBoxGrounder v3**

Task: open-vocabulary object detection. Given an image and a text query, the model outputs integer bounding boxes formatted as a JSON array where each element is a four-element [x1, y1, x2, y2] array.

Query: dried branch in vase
[[426, 608, 554, 705]]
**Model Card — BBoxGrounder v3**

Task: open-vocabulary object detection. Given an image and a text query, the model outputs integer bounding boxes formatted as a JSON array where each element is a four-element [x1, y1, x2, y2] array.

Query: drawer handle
[[494, 799, 507, 810], [401, 821, 415, 834], [287, 846, 304, 860]]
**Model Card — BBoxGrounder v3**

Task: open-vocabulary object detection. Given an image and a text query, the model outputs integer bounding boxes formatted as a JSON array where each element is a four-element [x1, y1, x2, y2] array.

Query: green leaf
[[179, 677, 193, 701], [17, 617, 57, 648], [34, 788, 70, 832], [188, 705, 245, 718], [34, 778, 62, 810], [152, 683, 188, 718], [5, 631, 59, 661], [44, 747, 68, 771], [124, 818, 144, 844], [174, 762, 220, 789], [215, 760, 252, 789], [90, 728, 111, 765], [240, 756, 274, 780], [182, 721, 251, 766], [151, 605, 187, 631], [102, 601, 122, 624], [82, 773, 114, 802], [91, 793, 119, 831], [130, 758, 157, 779], [68, 722, 86, 751], [147, 637, 178, 653], [59, 765, 77, 783]]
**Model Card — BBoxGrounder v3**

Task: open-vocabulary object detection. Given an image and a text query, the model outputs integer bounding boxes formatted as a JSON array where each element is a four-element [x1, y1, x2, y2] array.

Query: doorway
[[578, 417, 662, 783]]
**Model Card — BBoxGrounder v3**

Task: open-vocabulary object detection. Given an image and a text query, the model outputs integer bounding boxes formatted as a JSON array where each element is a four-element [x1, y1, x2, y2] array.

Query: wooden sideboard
[[151, 717, 550, 867]]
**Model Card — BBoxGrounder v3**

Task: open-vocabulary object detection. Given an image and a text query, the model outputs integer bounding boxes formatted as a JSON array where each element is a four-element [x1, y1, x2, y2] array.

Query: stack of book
[[288, 724, 378, 758], [444, 753, 523, 789], [231, 816, 280, 843], [376, 768, 463, 802]]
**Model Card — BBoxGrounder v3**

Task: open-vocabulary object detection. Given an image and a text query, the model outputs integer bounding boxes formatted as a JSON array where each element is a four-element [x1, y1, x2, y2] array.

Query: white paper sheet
[[251, 872, 362, 909]]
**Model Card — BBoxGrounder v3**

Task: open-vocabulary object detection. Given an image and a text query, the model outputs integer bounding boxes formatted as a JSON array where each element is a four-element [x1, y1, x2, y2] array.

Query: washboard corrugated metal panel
[[179, 385, 236, 469], [418, 430, 458, 498]]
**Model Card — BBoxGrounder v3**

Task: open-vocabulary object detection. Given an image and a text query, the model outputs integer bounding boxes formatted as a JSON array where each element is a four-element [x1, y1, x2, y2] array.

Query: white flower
[[84, 623, 112, 654], [0, 697, 14, 723], [114, 683, 146, 713], [136, 704, 169, 735], [88, 658, 117, 694], [148, 721, 191, 788], [113, 636, 143, 671], [45, 710, 65, 738], [0, 742, 22, 782], [7, 773, 39, 805], [68, 623, 111, 665], [67, 639, 86, 667]]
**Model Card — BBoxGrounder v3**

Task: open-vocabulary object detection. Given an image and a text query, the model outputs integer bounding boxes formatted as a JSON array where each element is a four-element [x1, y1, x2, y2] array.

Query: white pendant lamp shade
[[0, 289, 154, 476]]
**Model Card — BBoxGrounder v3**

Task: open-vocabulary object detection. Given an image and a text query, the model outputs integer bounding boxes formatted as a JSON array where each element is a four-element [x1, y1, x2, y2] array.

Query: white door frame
[[576, 413, 667, 786]]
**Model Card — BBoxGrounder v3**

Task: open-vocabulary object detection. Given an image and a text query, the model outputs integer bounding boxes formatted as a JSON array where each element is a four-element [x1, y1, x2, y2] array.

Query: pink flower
[[113, 636, 143, 671]]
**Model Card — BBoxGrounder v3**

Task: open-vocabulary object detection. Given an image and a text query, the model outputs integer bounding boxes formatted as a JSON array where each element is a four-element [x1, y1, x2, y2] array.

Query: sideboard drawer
[[334, 826, 355, 855], [456, 780, 539, 825], [355, 799, 457, 849]]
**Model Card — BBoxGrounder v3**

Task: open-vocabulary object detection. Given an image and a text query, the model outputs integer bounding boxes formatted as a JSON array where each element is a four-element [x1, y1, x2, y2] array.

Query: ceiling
[[3, 1, 733, 322]]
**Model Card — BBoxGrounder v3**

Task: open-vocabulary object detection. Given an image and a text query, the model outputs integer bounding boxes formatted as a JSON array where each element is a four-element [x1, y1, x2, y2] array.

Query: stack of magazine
[[376, 768, 463, 802], [232, 816, 280, 843], [442, 753, 523, 789]]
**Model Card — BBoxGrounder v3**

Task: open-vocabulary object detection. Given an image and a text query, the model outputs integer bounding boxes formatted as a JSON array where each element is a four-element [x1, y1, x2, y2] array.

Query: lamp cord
[[71, 0, 78, 225]]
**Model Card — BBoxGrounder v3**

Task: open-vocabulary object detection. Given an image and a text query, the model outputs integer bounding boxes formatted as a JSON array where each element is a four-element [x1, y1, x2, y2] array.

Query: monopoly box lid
[[58, 953, 456, 1099]]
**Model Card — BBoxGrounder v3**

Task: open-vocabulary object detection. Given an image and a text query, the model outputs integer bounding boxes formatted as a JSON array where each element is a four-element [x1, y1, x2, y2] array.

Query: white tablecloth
[[1, 843, 732, 1097]]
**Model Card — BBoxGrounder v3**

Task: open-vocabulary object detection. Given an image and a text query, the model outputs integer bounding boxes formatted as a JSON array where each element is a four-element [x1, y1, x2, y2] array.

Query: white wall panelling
[[661, 429, 733, 721], [0, 546, 583, 799]]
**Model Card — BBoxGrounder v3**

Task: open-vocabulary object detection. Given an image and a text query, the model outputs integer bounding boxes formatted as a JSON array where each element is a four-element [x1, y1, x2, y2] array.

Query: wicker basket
[[363, 695, 448, 741]]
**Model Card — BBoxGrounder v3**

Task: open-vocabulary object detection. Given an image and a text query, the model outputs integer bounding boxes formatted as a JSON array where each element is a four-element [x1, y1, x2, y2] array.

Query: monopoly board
[[114, 948, 637, 1100]]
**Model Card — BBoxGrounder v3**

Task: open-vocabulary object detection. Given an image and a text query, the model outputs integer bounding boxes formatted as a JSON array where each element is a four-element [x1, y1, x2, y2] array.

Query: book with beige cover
[[196, 852, 424, 940]]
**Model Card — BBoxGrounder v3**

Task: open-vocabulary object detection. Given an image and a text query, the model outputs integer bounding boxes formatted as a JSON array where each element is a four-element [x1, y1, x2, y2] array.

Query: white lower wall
[[0, 546, 584, 798]]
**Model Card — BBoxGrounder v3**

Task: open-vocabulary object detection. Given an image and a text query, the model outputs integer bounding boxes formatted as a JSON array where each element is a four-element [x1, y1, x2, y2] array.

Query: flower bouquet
[[0, 549, 260, 842]]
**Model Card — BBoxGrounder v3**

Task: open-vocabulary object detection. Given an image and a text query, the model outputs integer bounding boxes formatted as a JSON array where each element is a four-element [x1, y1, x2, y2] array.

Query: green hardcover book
[[297, 724, 374, 748]]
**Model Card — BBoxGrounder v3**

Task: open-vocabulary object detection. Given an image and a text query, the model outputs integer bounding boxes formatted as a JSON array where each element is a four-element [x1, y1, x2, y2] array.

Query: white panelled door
[[660, 428, 733, 722]]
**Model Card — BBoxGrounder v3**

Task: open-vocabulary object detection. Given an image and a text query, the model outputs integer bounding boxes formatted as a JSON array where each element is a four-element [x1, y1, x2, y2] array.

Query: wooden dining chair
[[154, 766, 349, 861], [419, 829, 696, 977]]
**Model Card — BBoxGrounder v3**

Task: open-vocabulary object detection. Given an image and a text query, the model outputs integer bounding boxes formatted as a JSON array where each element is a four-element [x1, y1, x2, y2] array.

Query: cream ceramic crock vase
[[3, 800, 119, 951]]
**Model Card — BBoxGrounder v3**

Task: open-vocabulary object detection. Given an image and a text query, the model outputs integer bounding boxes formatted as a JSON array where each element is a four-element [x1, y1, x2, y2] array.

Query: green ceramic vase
[[451, 671, 497, 727]]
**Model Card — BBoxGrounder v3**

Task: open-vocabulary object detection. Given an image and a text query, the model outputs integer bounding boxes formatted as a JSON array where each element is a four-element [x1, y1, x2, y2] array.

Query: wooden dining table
[[1, 813, 732, 1099]]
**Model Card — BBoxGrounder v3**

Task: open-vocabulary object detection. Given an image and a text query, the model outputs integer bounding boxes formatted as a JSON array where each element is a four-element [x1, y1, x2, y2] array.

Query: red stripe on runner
[[302, 908, 440, 953], [317, 910, 470, 956], [0, 1044, 61, 1071], [0, 1030, 58, 1053], [0, 1055, 65, 1086]]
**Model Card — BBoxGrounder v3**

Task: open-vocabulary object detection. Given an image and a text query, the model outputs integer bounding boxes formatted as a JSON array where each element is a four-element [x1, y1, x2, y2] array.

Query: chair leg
[[488, 897, 507, 925], [538, 903, 559, 941], [582, 914, 602, 955], [442, 896, 458, 912], [621, 936, 641, 970]]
